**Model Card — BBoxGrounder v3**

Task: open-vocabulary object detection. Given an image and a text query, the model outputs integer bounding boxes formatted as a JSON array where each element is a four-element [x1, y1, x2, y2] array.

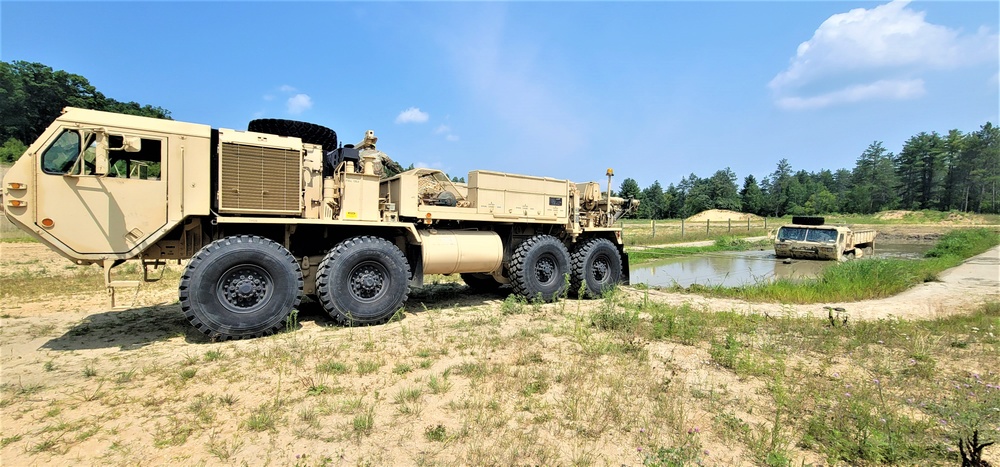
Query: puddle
[[630, 243, 933, 288]]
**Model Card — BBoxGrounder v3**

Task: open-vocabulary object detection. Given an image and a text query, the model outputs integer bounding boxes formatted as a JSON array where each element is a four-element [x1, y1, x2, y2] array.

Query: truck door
[[33, 128, 168, 256]]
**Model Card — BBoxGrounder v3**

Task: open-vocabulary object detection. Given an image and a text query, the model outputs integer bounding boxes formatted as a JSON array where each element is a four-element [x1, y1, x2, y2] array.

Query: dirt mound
[[686, 209, 762, 222], [875, 210, 987, 224], [876, 210, 915, 220]]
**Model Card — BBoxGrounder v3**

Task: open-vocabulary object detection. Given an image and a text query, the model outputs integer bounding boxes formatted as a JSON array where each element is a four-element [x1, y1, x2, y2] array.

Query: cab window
[[41, 130, 85, 174], [805, 229, 837, 243], [107, 135, 162, 180], [40, 130, 162, 180], [777, 227, 806, 241]]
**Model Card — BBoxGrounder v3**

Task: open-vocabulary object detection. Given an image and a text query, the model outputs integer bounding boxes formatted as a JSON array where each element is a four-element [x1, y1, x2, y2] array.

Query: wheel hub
[[351, 264, 386, 300], [535, 256, 556, 284], [592, 256, 610, 282], [219, 267, 270, 312]]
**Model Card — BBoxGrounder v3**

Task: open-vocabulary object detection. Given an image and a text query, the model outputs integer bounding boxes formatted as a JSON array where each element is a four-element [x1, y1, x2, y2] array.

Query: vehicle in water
[[773, 216, 877, 261]]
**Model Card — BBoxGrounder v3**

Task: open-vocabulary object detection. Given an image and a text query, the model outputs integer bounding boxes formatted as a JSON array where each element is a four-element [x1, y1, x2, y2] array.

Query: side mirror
[[121, 136, 142, 153]]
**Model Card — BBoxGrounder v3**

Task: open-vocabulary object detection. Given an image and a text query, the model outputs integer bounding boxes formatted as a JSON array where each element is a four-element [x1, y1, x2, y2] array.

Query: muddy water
[[630, 243, 933, 288]]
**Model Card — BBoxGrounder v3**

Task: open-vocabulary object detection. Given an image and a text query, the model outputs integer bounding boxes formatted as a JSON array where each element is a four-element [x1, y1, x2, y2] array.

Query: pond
[[629, 243, 933, 288]]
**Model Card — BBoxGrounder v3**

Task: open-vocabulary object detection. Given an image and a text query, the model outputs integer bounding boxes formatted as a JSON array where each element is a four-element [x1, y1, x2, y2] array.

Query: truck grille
[[219, 142, 301, 215]]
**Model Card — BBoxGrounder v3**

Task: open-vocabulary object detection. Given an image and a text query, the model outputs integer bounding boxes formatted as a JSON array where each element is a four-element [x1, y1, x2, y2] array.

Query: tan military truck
[[3, 108, 638, 340], [773, 217, 877, 261]]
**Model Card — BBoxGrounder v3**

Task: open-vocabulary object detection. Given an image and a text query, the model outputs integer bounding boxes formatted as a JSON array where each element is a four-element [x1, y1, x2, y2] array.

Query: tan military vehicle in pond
[[774, 216, 877, 261], [3, 108, 638, 340]]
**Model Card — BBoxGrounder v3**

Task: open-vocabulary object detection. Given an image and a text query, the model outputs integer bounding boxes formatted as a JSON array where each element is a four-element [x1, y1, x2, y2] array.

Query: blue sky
[[3, 1, 997, 190]]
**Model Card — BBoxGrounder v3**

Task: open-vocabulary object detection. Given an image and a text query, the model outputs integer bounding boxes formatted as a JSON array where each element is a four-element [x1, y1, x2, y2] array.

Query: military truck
[[773, 216, 877, 261], [3, 108, 638, 340]]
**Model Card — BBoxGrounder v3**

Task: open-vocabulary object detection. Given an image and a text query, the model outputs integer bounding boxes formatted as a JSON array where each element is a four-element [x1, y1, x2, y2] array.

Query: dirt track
[[1, 242, 998, 465]]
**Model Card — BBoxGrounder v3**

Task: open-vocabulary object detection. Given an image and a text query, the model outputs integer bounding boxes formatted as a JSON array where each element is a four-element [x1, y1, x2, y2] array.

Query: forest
[[2, 60, 996, 215], [619, 126, 999, 217], [0, 61, 170, 163]]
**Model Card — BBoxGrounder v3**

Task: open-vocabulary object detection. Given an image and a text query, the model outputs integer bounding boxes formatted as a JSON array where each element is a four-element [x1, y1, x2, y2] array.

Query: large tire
[[509, 235, 571, 302], [570, 238, 623, 299], [461, 273, 502, 293], [179, 235, 303, 340], [248, 118, 338, 151], [316, 236, 410, 325]]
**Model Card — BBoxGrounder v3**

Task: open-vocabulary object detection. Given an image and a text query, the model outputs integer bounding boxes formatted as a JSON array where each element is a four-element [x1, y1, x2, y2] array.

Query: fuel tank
[[419, 230, 503, 275]]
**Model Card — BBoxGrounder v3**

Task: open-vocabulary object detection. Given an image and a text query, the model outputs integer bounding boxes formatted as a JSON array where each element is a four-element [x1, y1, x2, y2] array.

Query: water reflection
[[630, 243, 932, 288]]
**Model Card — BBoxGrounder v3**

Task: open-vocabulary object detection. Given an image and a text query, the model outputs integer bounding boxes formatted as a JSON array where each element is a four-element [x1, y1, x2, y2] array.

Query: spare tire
[[248, 118, 338, 152]]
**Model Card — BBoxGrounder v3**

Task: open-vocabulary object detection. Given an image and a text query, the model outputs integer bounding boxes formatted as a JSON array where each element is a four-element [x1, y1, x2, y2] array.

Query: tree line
[[0, 60, 170, 162], [619, 123, 999, 217]]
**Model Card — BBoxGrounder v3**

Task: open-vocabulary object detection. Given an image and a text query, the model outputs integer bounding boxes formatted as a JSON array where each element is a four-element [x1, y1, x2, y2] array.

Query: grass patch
[[424, 424, 448, 442], [0, 264, 182, 300], [243, 403, 280, 432], [615, 295, 1000, 465], [316, 360, 349, 375], [689, 228, 999, 304]]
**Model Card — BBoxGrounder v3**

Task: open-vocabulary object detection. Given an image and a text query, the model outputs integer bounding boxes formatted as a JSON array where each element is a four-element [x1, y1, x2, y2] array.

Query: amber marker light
[[7, 182, 25, 190], [8, 200, 25, 207], [41, 218, 55, 228]]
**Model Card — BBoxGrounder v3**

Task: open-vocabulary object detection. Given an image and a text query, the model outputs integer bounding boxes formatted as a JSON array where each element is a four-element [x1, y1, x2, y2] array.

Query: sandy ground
[[1, 242, 998, 465]]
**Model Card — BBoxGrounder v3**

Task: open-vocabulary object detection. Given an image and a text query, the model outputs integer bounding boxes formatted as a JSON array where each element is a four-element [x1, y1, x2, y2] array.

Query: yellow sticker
[[345, 211, 359, 219]]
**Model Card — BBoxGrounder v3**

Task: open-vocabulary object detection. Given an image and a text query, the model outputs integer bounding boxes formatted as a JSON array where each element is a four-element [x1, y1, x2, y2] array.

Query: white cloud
[[286, 94, 313, 114], [770, 0, 998, 109], [434, 124, 459, 141], [396, 107, 430, 124], [776, 79, 925, 110], [279, 85, 297, 93], [262, 94, 275, 102]]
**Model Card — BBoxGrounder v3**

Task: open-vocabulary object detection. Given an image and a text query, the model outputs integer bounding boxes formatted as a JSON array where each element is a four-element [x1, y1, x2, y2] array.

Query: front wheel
[[179, 235, 303, 340], [509, 235, 571, 302], [570, 238, 623, 298], [316, 236, 410, 325]]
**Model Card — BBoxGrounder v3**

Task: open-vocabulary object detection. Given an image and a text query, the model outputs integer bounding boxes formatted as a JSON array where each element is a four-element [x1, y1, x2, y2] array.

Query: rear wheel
[[570, 238, 623, 298], [179, 235, 302, 340], [316, 236, 410, 325], [509, 235, 571, 302]]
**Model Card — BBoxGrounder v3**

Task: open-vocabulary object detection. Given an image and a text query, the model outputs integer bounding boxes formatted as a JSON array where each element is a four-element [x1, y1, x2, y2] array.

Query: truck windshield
[[805, 229, 837, 243], [777, 227, 807, 241]]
